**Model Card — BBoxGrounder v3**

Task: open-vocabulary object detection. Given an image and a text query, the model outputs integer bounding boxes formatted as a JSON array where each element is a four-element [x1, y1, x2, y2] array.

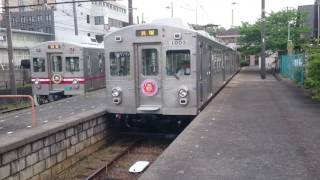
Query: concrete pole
[[128, 0, 133, 25], [72, 0, 79, 35], [261, 0, 266, 79], [171, 1, 173, 18], [4, 0, 17, 95]]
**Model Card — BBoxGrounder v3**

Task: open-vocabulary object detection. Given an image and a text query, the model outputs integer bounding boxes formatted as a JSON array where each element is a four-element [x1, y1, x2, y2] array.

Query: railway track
[[55, 135, 174, 180]]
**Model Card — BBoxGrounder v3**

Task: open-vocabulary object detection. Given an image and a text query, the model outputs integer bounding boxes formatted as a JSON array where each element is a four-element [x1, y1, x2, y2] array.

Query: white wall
[[54, 0, 128, 42]]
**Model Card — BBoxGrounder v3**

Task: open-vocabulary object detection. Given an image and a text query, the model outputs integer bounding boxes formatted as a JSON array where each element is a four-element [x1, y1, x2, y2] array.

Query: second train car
[[104, 21, 240, 122], [30, 41, 105, 104]]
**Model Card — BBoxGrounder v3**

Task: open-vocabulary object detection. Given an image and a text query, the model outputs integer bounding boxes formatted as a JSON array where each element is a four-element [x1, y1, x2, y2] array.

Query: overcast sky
[[119, 0, 315, 28]]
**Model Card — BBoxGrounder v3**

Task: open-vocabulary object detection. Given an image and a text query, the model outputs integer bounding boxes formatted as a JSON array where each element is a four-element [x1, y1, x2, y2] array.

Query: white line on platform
[[27, 126, 32, 128], [43, 120, 48, 123], [7, 131, 13, 134]]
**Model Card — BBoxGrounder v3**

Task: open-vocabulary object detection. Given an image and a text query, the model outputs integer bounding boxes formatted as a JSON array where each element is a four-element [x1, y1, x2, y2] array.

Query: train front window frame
[[166, 50, 191, 77], [66, 57, 80, 72], [32, 58, 46, 72], [142, 49, 159, 76], [51, 55, 62, 72], [109, 51, 130, 77]]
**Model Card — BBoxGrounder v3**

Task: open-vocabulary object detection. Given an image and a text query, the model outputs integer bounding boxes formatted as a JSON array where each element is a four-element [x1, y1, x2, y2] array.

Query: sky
[[119, 0, 315, 28]]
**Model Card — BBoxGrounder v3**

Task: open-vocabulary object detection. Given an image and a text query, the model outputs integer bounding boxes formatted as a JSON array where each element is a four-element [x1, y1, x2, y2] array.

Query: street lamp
[[231, 2, 238, 27]]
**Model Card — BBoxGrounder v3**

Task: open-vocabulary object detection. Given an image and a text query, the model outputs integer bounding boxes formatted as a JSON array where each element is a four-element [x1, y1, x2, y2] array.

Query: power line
[[0, 0, 116, 10]]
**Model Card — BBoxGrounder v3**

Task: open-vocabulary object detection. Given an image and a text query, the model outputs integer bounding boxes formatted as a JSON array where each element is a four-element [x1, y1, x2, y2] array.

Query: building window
[[87, 15, 90, 24], [94, 16, 104, 25]]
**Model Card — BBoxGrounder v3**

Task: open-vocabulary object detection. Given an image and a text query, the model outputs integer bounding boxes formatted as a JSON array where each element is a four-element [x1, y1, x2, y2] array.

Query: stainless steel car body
[[30, 41, 105, 101], [105, 24, 239, 116]]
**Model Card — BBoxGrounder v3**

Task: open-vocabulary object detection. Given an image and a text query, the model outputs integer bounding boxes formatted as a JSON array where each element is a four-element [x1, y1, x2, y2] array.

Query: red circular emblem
[[141, 79, 158, 97]]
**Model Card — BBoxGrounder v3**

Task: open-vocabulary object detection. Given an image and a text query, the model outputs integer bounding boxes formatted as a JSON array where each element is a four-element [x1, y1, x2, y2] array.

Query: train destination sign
[[48, 44, 61, 49], [136, 29, 158, 37]]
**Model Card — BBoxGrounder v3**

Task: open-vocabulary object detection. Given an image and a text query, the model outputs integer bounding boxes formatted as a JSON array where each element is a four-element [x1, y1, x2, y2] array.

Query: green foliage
[[237, 9, 311, 56], [240, 60, 249, 67], [305, 52, 320, 99]]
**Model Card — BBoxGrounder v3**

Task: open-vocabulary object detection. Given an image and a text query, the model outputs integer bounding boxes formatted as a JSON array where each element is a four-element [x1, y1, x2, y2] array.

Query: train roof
[[30, 41, 104, 50], [105, 18, 235, 51]]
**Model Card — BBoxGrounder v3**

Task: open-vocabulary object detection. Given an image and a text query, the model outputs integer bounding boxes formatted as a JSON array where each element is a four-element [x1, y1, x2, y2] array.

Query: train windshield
[[142, 49, 159, 76], [32, 58, 46, 72], [110, 51, 130, 76], [51, 56, 62, 72], [66, 57, 80, 72], [166, 50, 191, 76]]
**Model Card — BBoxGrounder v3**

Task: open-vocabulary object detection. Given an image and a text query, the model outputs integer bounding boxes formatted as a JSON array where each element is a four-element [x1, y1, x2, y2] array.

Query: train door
[[207, 46, 212, 97], [86, 55, 94, 90], [48, 54, 63, 92], [136, 44, 162, 111]]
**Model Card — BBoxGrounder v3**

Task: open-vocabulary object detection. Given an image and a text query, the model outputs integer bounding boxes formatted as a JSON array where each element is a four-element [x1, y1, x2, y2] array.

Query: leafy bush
[[305, 53, 320, 99], [240, 60, 249, 67]]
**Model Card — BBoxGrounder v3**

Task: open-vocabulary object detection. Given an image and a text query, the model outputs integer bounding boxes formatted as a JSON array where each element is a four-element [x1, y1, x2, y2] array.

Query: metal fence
[[279, 54, 305, 85]]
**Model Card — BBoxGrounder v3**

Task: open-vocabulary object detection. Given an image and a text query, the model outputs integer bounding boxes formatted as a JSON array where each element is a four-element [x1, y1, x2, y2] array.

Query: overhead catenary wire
[[0, 0, 118, 10]]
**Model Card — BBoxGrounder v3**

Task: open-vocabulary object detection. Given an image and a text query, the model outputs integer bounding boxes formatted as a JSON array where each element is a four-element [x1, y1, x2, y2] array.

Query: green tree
[[237, 9, 310, 56]]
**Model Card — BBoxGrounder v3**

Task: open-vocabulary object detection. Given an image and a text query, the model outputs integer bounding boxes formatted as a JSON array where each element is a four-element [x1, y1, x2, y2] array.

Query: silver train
[[30, 41, 105, 104], [104, 22, 240, 119]]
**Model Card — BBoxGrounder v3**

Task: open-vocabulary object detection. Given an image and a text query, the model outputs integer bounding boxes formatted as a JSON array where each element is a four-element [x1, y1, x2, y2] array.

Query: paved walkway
[[140, 67, 320, 180]]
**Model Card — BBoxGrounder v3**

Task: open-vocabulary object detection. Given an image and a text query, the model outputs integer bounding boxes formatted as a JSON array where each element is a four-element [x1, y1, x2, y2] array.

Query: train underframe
[[34, 92, 70, 105], [113, 113, 195, 133]]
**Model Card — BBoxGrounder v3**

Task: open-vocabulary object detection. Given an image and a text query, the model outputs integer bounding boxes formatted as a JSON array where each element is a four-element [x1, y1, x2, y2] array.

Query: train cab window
[[66, 57, 80, 72], [32, 58, 45, 72], [166, 50, 191, 76], [142, 49, 158, 76], [110, 51, 130, 76], [51, 56, 62, 72]]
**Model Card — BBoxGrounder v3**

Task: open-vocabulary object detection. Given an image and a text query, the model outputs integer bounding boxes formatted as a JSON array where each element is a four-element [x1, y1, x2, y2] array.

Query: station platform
[[0, 89, 107, 136], [140, 67, 320, 180]]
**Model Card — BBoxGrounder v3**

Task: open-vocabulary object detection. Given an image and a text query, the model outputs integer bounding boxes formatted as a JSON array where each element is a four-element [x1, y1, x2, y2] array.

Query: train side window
[[66, 57, 80, 72], [51, 56, 62, 72], [110, 51, 130, 76], [166, 50, 190, 76], [142, 49, 158, 76], [32, 58, 45, 72], [98, 54, 105, 73]]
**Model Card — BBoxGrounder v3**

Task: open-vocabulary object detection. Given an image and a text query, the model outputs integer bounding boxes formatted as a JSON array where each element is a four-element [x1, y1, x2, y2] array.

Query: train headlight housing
[[111, 88, 121, 97], [72, 79, 80, 89], [178, 88, 188, 98], [34, 80, 41, 89]]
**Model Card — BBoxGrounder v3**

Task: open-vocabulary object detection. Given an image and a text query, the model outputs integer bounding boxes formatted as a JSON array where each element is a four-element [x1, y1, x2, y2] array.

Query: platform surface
[[0, 89, 107, 153], [140, 67, 320, 180]]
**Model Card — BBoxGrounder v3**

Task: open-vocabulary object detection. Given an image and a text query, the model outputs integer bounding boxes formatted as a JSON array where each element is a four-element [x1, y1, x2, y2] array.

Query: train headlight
[[178, 88, 188, 98], [72, 79, 80, 89], [111, 88, 121, 97], [34, 80, 41, 89]]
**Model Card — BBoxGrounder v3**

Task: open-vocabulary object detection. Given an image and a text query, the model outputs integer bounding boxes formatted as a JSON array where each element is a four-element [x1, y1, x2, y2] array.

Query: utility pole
[[261, 0, 266, 79], [166, 2, 174, 18], [72, 0, 78, 35], [170, 2, 173, 18], [128, 0, 133, 25], [231, 2, 237, 27], [195, 0, 198, 24], [4, 0, 17, 95]]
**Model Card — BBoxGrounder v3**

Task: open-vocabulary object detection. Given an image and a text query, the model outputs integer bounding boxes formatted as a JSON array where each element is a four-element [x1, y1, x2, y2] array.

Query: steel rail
[[85, 138, 143, 180]]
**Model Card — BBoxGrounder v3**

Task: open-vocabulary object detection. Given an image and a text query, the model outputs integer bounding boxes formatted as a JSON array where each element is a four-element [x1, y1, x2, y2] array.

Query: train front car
[[105, 23, 199, 127], [30, 41, 105, 104]]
